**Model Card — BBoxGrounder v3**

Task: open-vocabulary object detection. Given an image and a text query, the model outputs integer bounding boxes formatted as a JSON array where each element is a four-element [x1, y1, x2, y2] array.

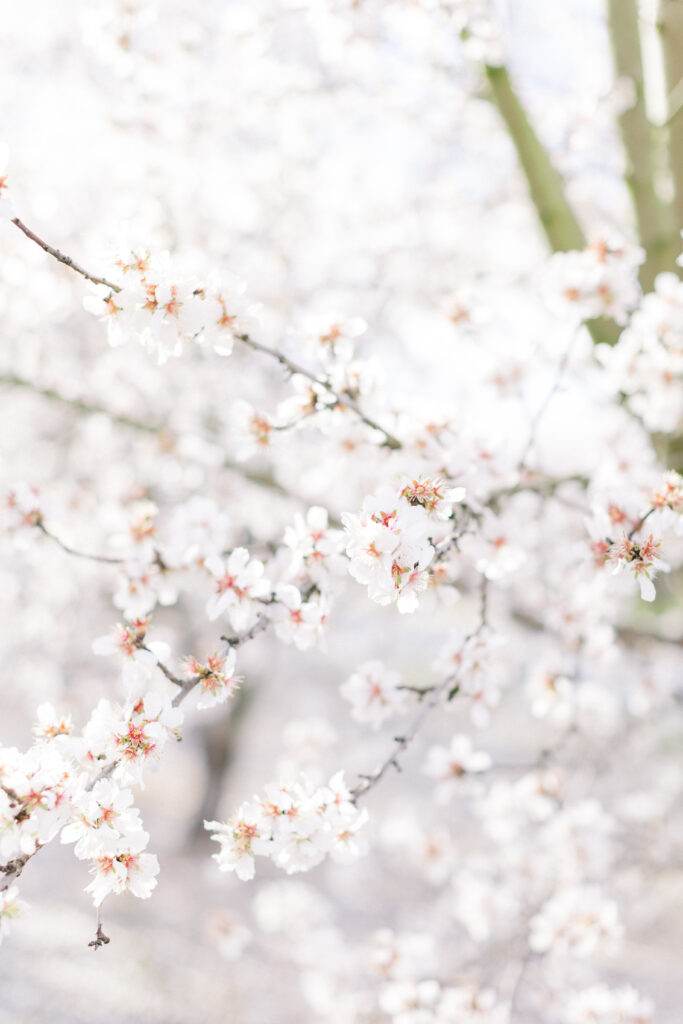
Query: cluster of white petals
[[84, 254, 260, 364], [543, 238, 644, 325], [342, 479, 465, 613], [206, 771, 367, 880], [340, 660, 406, 729]]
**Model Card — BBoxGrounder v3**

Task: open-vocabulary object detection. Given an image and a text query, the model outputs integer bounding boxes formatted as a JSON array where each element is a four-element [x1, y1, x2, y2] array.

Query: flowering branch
[[351, 671, 457, 801], [9, 214, 403, 451], [235, 332, 403, 450]]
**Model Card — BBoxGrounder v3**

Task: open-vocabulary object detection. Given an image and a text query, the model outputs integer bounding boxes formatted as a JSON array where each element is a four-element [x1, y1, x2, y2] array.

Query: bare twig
[[352, 580, 489, 800], [351, 671, 457, 801], [11, 217, 121, 292], [519, 331, 578, 468], [627, 505, 656, 540], [38, 522, 125, 565]]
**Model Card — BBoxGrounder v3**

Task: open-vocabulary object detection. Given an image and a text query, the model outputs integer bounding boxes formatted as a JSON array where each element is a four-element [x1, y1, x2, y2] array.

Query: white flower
[[342, 485, 437, 613], [543, 237, 643, 325], [340, 660, 406, 729], [61, 780, 143, 860], [185, 648, 242, 710], [85, 830, 159, 906], [205, 547, 271, 628], [0, 886, 28, 946], [206, 801, 271, 881], [422, 734, 491, 803], [92, 619, 170, 692], [283, 506, 346, 580], [33, 703, 73, 742], [529, 885, 623, 958], [270, 585, 329, 650], [206, 771, 367, 880], [562, 984, 654, 1024]]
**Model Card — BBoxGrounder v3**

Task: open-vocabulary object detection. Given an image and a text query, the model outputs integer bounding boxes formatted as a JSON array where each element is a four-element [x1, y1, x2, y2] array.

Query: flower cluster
[[342, 480, 465, 613], [84, 693, 183, 787], [543, 237, 643, 325], [84, 254, 260, 364], [205, 771, 367, 880], [379, 979, 509, 1024], [529, 886, 623, 958], [61, 779, 159, 907], [601, 271, 683, 431], [184, 649, 242, 710]]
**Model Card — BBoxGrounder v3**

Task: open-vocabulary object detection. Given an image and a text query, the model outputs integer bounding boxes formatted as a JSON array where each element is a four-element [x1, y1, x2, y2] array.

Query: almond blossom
[[422, 735, 491, 803], [205, 547, 271, 628], [185, 648, 242, 710], [340, 660, 406, 729], [85, 830, 159, 907], [206, 771, 367, 880], [92, 618, 171, 692]]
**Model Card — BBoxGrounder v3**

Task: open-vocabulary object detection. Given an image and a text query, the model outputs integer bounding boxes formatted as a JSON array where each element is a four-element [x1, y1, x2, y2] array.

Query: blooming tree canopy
[[1, 1, 682, 1021]]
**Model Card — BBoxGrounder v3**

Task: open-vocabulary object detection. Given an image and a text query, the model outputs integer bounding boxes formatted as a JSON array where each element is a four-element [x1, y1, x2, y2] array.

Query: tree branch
[[658, 0, 683, 245], [608, 0, 679, 289], [484, 64, 621, 346], [9, 214, 403, 451]]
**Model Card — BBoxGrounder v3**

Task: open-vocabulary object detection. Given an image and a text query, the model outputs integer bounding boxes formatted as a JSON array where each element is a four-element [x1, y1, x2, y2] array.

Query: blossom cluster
[[205, 771, 367, 880], [543, 237, 644, 325], [84, 253, 260, 364], [601, 270, 683, 431], [342, 479, 466, 613]]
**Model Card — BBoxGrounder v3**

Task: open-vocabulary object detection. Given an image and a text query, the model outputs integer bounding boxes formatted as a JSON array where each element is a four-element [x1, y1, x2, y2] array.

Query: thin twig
[[0, 371, 294, 500], [38, 522, 125, 565], [352, 580, 489, 801], [148, 652, 185, 688], [11, 217, 121, 292], [519, 331, 578, 468], [627, 505, 656, 540], [351, 670, 457, 801]]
